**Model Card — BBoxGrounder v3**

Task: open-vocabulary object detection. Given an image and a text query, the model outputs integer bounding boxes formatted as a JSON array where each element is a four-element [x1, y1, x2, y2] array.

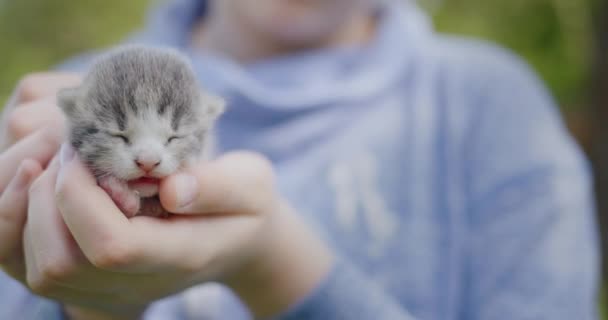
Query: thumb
[[160, 152, 276, 215]]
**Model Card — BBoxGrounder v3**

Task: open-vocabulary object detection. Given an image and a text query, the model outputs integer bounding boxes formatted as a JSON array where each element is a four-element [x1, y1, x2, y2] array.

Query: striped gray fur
[[57, 45, 225, 179]]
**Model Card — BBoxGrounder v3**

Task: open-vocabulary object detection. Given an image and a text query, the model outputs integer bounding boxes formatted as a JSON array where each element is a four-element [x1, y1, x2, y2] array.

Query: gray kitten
[[58, 46, 225, 217]]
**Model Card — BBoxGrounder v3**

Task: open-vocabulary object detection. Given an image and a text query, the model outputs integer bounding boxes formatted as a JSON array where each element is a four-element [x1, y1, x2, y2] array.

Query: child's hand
[[0, 72, 80, 282], [23, 146, 332, 319]]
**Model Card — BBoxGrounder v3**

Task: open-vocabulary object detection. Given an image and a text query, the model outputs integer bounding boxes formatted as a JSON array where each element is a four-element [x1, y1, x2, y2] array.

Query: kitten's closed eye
[[110, 133, 130, 144], [166, 136, 182, 145]]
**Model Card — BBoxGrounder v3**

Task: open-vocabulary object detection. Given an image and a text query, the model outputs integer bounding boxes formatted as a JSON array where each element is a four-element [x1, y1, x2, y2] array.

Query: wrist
[[223, 200, 334, 318]]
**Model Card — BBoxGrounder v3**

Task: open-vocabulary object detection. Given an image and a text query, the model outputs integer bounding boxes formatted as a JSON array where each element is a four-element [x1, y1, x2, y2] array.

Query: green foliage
[[0, 0, 595, 108], [0, 0, 150, 102], [423, 0, 594, 109]]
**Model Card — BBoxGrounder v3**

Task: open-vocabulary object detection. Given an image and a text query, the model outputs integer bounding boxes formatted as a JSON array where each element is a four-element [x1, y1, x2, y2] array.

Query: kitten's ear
[[57, 87, 82, 119], [201, 91, 226, 120]]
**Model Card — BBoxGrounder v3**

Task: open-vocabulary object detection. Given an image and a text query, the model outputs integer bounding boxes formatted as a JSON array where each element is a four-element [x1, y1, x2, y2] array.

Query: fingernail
[[173, 174, 198, 208], [59, 143, 75, 167]]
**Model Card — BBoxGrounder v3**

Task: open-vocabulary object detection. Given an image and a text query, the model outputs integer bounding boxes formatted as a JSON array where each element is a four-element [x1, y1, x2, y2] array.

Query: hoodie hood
[[138, 0, 434, 110]]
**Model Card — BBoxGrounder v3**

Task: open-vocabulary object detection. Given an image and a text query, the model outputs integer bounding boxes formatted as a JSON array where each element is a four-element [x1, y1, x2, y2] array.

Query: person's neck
[[191, 8, 376, 64]]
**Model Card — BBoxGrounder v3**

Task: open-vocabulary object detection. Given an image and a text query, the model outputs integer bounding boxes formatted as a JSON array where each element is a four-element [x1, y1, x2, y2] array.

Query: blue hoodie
[[0, 0, 599, 319]]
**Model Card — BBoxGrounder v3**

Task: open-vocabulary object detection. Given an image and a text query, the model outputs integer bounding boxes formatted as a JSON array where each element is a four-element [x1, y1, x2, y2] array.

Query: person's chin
[[259, 20, 336, 49]]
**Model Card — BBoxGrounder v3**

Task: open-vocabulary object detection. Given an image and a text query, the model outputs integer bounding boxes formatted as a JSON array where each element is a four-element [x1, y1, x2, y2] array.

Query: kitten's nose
[[135, 158, 161, 172]]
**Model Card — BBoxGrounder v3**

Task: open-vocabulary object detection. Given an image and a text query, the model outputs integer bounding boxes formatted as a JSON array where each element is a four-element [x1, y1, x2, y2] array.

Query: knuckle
[[247, 154, 276, 189], [179, 260, 200, 274], [225, 152, 277, 209], [39, 126, 63, 148], [7, 106, 64, 144], [6, 108, 31, 140], [27, 273, 52, 296], [15, 73, 47, 103], [229, 151, 275, 184], [39, 260, 73, 283], [180, 256, 209, 275], [235, 151, 272, 167], [248, 152, 273, 172], [90, 240, 136, 270], [170, 254, 197, 274]]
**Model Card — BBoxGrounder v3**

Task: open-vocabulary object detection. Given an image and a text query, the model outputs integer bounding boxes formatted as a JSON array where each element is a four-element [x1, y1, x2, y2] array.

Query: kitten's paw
[[98, 176, 141, 217]]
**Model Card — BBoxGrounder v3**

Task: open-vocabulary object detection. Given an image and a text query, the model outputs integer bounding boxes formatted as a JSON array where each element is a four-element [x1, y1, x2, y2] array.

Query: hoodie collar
[[140, 0, 433, 109]]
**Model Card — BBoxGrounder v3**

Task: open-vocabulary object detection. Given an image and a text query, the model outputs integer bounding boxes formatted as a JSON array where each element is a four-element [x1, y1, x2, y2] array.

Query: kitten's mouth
[[128, 177, 161, 185], [128, 177, 161, 198]]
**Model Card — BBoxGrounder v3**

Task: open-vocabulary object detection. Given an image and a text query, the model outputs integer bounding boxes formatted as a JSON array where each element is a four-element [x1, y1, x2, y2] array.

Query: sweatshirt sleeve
[[0, 271, 191, 320], [0, 272, 65, 320], [462, 47, 599, 319], [273, 259, 419, 320], [275, 47, 599, 320]]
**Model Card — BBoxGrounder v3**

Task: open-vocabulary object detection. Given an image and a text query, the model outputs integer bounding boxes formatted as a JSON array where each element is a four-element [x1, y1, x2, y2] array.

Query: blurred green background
[[0, 0, 606, 316], [0, 0, 150, 102], [0, 0, 597, 105], [0, 0, 599, 139]]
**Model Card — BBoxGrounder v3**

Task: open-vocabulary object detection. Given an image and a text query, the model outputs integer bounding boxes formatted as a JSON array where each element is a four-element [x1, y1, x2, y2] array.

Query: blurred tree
[[0, 0, 595, 110], [0, 0, 150, 102], [423, 0, 594, 111], [590, 0, 608, 303]]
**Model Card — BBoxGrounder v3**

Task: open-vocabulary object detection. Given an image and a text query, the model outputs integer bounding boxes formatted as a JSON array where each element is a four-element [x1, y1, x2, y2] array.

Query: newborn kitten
[[57, 46, 225, 217]]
